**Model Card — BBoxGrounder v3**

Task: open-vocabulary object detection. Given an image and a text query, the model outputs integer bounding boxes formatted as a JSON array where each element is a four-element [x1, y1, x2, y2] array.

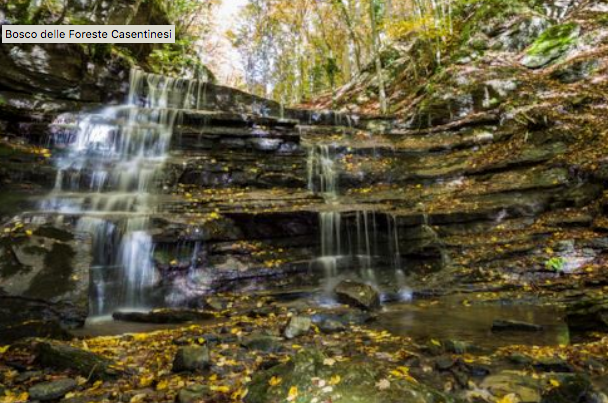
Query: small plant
[[545, 256, 566, 272]]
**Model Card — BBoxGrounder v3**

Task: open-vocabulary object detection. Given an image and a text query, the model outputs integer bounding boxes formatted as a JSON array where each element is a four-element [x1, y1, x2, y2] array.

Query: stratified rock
[[28, 378, 77, 401], [112, 309, 215, 324], [334, 280, 381, 310], [36, 342, 121, 381], [241, 334, 283, 353], [177, 385, 211, 403], [283, 316, 311, 339], [245, 349, 456, 403], [172, 346, 211, 373], [491, 320, 543, 332]]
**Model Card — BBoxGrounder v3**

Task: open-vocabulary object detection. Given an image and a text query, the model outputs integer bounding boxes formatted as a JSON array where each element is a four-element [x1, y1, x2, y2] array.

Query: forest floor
[[1, 286, 607, 403]]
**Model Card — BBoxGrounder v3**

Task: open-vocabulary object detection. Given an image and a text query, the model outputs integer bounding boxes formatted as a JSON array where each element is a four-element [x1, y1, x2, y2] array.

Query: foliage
[[545, 256, 566, 272]]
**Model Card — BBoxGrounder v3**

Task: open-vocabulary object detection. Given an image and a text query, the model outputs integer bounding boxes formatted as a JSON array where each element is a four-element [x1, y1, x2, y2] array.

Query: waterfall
[[307, 140, 408, 298], [307, 144, 338, 199], [44, 69, 209, 315]]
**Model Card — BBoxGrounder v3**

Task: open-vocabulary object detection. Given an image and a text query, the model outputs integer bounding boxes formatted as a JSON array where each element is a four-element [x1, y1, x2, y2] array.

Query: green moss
[[526, 23, 580, 57]]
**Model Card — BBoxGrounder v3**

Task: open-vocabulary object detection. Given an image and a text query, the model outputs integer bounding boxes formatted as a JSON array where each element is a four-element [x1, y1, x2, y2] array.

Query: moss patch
[[523, 23, 580, 68]]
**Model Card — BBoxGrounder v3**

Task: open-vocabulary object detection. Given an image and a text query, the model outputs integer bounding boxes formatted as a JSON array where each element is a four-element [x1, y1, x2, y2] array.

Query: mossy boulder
[[245, 349, 456, 403], [522, 23, 581, 68]]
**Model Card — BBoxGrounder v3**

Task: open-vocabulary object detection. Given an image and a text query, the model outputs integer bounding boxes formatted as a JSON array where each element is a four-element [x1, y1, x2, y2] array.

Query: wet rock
[[28, 378, 77, 401], [177, 385, 211, 403], [245, 349, 456, 403], [481, 370, 542, 403], [317, 319, 346, 333], [491, 320, 543, 332], [112, 309, 215, 324], [540, 374, 592, 403], [283, 316, 311, 339], [172, 346, 211, 373], [241, 334, 283, 353], [36, 342, 122, 381], [334, 280, 381, 310]]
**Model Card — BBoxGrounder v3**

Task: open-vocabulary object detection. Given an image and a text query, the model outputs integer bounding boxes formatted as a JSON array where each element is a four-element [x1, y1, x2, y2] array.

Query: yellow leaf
[[156, 380, 169, 390], [430, 339, 441, 347], [25, 230, 33, 236], [287, 386, 298, 401], [0, 345, 9, 354], [330, 375, 341, 385], [497, 394, 519, 403], [268, 376, 282, 387], [549, 379, 560, 388], [211, 385, 230, 393], [198, 337, 206, 344]]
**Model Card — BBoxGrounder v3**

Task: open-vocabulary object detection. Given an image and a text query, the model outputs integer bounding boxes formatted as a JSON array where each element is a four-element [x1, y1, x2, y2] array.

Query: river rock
[[172, 346, 211, 373], [481, 370, 542, 403], [177, 385, 211, 403], [334, 280, 381, 310], [28, 378, 77, 401], [283, 316, 312, 339], [491, 320, 543, 332], [241, 334, 283, 353], [317, 319, 347, 333]]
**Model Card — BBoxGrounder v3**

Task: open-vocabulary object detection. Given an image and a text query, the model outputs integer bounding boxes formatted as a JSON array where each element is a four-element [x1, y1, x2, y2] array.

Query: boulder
[[481, 370, 542, 403], [284, 316, 312, 339], [172, 346, 211, 373], [177, 385, 211, 403], [334, 280, 381, 310], [28, 378, 77, 401]]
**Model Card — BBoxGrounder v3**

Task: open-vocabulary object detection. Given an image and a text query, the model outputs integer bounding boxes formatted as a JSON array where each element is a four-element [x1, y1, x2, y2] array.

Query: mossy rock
[[522, 23, 580, 69], [245, 349, 456, 403]]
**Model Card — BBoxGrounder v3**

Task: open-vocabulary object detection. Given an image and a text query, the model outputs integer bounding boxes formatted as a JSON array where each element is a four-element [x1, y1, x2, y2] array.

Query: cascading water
[[307, 139, 409, 298], [307, 144, 338, 199], [44, 69, 209, 315]]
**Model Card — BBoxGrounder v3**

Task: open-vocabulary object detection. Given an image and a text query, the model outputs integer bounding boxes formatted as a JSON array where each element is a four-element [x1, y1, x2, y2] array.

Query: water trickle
[[307, 145, 339, 199], [43, 69, 210, 315]]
